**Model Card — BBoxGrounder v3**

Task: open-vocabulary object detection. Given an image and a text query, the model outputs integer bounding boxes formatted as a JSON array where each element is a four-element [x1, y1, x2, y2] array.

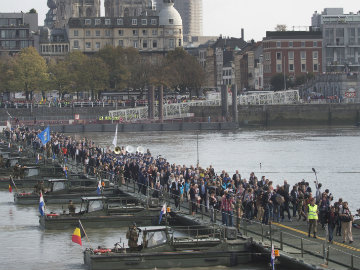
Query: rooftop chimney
[[241, 28, 244, 40]]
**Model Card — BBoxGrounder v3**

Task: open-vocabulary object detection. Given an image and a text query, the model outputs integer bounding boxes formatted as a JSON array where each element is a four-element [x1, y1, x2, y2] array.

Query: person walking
[[339, 202, 354, 244], [209, 191, 217, 222], [307, 198, 318, 238], [326, 206, 337, 244]]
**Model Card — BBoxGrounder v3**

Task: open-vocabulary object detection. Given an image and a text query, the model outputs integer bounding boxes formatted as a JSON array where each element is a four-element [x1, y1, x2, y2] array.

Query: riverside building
[[312, 8, 360, 72], [0, 13, 39, 56]]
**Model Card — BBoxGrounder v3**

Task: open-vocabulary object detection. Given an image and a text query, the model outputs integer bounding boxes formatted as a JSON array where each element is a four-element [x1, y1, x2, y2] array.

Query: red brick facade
[[263, 31, 323, 87]]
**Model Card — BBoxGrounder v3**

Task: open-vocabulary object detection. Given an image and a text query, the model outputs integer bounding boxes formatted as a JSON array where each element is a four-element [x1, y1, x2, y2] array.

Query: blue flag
[[39, 192, 45, 216], [271, 244, 275, 270], [159, 203, 166, 224], [38, 127, 50, 145], [97, 180, 102, 195]]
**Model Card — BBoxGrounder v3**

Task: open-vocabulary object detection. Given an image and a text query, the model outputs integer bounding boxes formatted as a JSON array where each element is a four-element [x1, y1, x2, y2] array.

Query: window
[[265, 52, 271, 61], [152, 29, 158, 36], [74, 40, 79, 48], [143, 40, 148, 48], [301, 63, 306, 72], [313, 63, 318, 72], [169, 19, 174, 24], [141, 19, 147, 25], [289, 63, 294, 72], [96, 30, 100, 37], [95, 19, 101, 25], [348, 28, 356, 45], [118, 30, 124, 36], [313, 41, 318, 47], [132, 19, 137, 25], [105, 30, 111, 37], [289, 41, 293, 47], [313, 51, 318, 59], [301, 51, 306, 60], [96, 42, 100, 49], [86, 30, 91, 37], [105, 19, 111, 25], [276, 41, 281, 48], [151, 19, 157, 25], [142, 29, 148, 36], [86, 42, 91, 49], [85, 19, 91, 25], [276, 63, 282, 72], [288, 51, 294, 60], [74, 30, 79, 37], [133, 30, 138, 36], [276, 52, 282, 60], [169, 39, 175, 48], [133, 40, 138, 48], [117, 19, 123, 25], [301, 41, 305, 47], [153, 40, 157, 48], [118, 40, 124, 47]]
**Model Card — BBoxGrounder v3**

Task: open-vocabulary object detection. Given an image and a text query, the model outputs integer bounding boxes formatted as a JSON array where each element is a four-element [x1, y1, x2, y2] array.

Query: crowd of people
[[3, 125, 359, 245]]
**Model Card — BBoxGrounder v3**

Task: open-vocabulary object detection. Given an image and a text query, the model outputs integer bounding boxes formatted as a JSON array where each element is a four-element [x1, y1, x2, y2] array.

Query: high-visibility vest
[[308, 204, 318, 220]]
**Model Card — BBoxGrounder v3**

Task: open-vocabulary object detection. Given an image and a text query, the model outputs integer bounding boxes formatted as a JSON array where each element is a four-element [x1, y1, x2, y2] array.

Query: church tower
[[104, 0, 154, 17], [54, 0, 101, 28], [71, 0, 101, 18]]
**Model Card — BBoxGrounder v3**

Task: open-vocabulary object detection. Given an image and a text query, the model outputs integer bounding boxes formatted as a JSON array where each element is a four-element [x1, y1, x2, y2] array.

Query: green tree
[[8, 47, 49, 100], [63, 51, 88, 96], [275, 24, 287, 31], [0, 57, 11, 93], [165, 48, 205, 97], [29, 9, 37, 14], [82, 56, 109, 99], [96, 45, 130, 90], [48, 59, 73, 99]]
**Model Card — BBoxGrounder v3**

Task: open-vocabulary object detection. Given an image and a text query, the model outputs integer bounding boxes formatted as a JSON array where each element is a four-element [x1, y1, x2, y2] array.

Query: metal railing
[[108, 90, 300, 121], [3, 135, 359, 269]]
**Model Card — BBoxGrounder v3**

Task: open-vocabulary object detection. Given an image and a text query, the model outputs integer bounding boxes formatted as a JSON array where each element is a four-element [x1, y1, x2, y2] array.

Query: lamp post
[[312, 167, 328, 267], [196, 132, 199, 167]]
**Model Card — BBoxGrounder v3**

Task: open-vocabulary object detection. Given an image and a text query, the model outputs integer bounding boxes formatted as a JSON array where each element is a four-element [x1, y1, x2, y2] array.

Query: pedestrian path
[[117, 181, 360, 270]]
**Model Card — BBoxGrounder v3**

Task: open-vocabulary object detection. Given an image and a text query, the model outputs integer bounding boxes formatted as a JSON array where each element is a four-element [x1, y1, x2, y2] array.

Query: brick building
[[263, 30, 323, 89]]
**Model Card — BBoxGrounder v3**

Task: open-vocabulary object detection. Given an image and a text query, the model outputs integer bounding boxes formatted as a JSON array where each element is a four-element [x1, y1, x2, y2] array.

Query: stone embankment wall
[[1, 104, 360, 132], [191, 103, 360, 126], [0, 107, 110, 120]]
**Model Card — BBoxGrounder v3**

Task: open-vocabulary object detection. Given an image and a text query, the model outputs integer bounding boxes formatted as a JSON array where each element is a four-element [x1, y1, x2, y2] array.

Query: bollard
[[301, 238, 304, 258], [261, 224, 264, 242], [280, 232, 283, 250]]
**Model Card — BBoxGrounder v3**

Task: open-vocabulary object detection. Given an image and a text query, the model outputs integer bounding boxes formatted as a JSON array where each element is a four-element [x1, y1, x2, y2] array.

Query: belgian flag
[[72, 221, 85, 246]]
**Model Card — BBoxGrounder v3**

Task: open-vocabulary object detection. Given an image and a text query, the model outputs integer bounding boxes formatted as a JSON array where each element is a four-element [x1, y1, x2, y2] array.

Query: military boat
[[40, 196, 163, 230], [14, 179, 119, 204], [83, 226, 251, 270]]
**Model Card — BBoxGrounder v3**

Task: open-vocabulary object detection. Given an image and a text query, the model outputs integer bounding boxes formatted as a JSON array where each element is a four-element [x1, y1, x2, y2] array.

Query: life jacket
[[308, 204, 318, 220]]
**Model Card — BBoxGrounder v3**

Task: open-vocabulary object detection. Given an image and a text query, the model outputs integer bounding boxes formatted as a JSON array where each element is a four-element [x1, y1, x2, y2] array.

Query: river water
[[0, 126, 359, 270]]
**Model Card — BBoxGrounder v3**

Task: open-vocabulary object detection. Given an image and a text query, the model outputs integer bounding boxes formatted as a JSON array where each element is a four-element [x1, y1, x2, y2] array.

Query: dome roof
[[159, 0, 182, 26]]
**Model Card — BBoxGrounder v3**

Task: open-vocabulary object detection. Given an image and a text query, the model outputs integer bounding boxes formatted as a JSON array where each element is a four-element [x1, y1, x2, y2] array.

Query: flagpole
[[79, 219, 93, 249], [10, 176, 19, 193]]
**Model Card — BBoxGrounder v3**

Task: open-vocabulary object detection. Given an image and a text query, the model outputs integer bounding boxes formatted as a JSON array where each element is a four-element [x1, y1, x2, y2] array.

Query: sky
[[1, 0, 359, 41]]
